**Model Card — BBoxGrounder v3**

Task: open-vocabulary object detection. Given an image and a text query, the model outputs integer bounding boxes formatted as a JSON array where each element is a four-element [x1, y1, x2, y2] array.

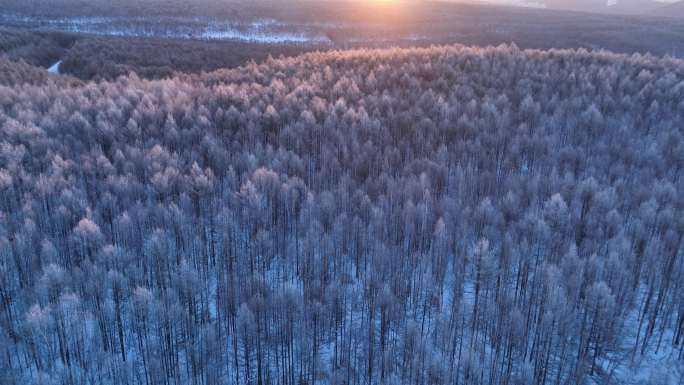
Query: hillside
[[1, 45, 684, 385], [607, 0, 663, 15], [507, 0, 675, 15], [5, 0, 684, 81], [650, 0, 684, 16]]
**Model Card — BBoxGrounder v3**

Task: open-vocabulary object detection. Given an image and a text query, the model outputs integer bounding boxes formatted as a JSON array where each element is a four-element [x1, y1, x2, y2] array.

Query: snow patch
[[47, 60, 62, 74], [1, 14, 332, 45], [200, 28, 328, 44]]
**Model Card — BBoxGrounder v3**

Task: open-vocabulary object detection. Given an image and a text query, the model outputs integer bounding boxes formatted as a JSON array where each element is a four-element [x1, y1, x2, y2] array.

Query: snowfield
[[0, 14, 336, 45]]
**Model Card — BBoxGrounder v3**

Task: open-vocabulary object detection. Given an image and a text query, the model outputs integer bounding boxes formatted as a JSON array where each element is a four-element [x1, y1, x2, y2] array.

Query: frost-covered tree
[[1, 44, 683, 385]]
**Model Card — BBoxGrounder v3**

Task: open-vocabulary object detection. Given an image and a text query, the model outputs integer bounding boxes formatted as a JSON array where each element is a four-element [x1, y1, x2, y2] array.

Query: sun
[[367, 0, 401, 5], [346, 0, 417, 29]]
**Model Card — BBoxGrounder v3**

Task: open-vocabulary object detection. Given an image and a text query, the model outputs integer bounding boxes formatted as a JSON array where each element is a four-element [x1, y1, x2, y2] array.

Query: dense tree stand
[[1, 45, 684, 385]]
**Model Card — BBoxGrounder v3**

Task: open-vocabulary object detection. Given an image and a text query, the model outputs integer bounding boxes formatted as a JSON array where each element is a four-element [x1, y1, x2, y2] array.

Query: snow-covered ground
[[200, 27, 329, 44], [0, 13, 447, 46], [594, 286, 684, 385], [0, 14, 335, 45]]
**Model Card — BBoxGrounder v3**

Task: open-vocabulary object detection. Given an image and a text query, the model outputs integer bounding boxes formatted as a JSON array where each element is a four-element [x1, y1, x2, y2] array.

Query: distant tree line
[[7, 0, 684, 53], [0, 0, 266, 19], [0, 27, 316, 81], [1, 44, 684, 385], [58, 36, 316, 81]]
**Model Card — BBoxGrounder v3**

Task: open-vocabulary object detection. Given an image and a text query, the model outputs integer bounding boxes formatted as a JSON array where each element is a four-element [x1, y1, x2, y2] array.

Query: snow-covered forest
[[1, 45, 684, 385]]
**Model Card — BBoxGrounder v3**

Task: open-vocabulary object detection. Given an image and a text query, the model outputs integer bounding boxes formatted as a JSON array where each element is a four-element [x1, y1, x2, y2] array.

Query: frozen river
[[47, 60, 62, 74]]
